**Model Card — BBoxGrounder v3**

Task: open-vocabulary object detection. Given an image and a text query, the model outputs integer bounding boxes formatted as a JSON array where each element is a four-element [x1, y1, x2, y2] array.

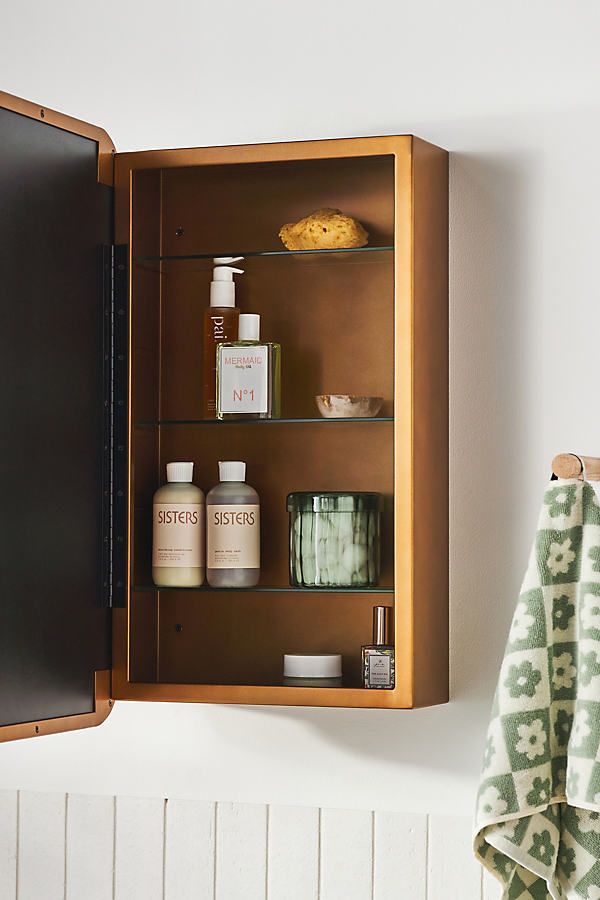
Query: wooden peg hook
[[552, 453, 600, 481]]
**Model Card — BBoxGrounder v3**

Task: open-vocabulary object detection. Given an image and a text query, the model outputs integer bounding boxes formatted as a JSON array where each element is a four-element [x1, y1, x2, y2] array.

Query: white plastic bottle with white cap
[[206, 461, 260, 588], [152, 462, 205, 587], [203, 257, 243, 418]]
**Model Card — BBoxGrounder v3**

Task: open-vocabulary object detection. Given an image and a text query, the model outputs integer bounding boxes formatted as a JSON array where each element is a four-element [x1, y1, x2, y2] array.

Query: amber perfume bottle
[[362, 605, 395, 689], [202, 258, 243, 418]]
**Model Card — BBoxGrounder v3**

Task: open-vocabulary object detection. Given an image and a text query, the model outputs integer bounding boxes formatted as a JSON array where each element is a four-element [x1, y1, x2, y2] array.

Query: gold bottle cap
[[373, 605, 393, 646]]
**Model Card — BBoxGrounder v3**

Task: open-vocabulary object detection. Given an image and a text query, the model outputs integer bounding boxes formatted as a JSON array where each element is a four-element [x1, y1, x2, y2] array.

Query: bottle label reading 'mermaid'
[[152, 503, 204, 568], [207, 504, 260, 569], [219, 346, 268, 413]]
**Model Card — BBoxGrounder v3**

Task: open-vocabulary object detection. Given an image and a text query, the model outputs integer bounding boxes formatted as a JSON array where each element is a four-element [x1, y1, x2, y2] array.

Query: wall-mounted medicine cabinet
[[0, 91, 448, 743]]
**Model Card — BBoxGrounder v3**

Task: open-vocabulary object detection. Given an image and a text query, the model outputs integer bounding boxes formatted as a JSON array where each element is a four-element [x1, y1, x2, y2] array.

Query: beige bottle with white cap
[[206, 461, 260, 588], [152, 462, 205, 587]]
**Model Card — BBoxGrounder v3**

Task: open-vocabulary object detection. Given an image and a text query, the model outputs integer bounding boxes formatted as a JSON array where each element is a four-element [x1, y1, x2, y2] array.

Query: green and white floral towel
[[475, 479, 600, 899]]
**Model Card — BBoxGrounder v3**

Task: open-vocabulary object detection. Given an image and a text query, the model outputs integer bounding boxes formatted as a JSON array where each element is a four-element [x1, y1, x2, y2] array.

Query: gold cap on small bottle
[[373, 605, 393, 646]]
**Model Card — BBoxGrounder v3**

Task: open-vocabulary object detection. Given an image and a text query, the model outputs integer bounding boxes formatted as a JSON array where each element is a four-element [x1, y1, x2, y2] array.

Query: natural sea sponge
[[279, 208, 369, 251]]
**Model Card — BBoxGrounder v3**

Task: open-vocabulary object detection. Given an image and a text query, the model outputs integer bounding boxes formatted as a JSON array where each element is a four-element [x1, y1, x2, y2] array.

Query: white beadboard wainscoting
[[0, 791, 499, 899]]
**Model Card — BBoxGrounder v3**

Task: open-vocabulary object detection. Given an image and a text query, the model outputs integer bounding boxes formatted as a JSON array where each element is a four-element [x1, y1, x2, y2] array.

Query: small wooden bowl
[[315, 395, 383, 419]]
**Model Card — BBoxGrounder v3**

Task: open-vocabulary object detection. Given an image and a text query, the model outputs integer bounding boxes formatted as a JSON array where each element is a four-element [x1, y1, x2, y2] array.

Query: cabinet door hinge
[[102, 245, 129, 608]]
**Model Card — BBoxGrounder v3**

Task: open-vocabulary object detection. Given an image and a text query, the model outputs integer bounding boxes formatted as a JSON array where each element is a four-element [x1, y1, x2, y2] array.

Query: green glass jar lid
[[286, 491, 383, 513]]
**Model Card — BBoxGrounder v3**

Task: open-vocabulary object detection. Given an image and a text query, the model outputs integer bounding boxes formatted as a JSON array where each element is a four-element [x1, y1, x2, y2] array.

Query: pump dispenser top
[[210, 257, 244, 308]]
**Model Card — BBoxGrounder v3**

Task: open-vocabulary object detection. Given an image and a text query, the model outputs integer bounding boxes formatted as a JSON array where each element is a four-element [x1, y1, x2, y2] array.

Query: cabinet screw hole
[[175, 227, 184, 237], [35, 725, 39, 733], [175, 624, 183, 632], [108, 700, 113, 708], [40, 109, 45, 119]]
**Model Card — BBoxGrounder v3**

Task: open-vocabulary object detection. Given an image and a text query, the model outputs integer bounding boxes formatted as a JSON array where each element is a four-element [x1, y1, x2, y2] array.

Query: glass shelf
[[134, 245, 394, 263], [135, 584, 394, 594], [135, 416, 393, 428]]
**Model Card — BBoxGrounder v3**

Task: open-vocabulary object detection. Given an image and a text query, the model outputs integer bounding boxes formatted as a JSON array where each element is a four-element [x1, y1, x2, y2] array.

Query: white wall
[[1, 0, 600, 816]]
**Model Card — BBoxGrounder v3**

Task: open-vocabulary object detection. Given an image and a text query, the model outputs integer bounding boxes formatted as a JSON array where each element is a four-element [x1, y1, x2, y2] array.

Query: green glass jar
[[287, 492, 382, 588]]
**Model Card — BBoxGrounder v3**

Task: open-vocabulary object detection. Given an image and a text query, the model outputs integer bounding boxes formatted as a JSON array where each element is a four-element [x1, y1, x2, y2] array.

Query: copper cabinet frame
[[112, 135, 449, 710], [0, 91, 448, 727], [0, 90, 115, 186], [0, 672, 112, 744]]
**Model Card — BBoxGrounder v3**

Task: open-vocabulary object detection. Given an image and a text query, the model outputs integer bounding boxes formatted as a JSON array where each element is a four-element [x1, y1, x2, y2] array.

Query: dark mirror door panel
[[0, 104, 112, 729]]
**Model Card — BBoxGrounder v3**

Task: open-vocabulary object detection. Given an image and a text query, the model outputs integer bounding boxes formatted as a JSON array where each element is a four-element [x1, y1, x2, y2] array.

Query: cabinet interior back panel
[[159, 155, 395, 255]]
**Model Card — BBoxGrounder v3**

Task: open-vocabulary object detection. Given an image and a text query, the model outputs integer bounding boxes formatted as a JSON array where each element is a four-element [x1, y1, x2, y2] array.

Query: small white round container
[[283, 653, 343, 688]]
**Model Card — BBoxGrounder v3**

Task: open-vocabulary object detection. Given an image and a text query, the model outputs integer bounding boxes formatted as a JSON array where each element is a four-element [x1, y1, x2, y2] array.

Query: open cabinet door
[[0, 93, 115, 741]]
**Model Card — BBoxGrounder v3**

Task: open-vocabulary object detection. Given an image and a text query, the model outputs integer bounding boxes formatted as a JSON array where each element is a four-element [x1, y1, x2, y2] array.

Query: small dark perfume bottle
[[362, 605, 395, 689]]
